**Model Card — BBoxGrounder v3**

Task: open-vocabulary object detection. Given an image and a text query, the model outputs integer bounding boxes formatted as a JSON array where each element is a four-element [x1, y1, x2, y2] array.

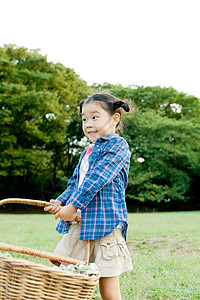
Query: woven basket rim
[[0, 253, 100, 283]]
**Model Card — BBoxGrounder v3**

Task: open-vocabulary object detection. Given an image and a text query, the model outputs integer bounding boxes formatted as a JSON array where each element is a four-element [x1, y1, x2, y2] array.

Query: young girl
[[45, 93, 133, 300]]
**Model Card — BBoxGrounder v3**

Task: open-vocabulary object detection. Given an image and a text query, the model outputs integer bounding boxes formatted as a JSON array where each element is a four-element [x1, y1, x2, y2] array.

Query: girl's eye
[[93, 116, 98, 120], [82, 118, 87, 122]]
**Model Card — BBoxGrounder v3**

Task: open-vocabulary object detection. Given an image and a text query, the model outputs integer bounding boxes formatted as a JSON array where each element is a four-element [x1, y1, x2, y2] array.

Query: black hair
[[79, 93, 134, 135]]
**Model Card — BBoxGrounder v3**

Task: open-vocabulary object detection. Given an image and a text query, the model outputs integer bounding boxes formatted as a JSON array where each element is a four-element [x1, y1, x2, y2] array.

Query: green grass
[[1, 212, 200, 299]]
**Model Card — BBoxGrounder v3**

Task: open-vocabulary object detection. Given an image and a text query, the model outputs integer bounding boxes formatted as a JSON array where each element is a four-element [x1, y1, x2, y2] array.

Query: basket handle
[[0, 198, 89, 265], [0, 198, 81, 226]]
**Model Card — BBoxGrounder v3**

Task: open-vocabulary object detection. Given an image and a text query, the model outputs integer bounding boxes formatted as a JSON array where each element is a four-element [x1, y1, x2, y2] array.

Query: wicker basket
[[0, 199, 100, 300]]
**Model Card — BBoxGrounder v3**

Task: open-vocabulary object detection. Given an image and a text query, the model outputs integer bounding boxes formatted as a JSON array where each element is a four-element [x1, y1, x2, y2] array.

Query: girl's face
[[81, 102, 120, 142]]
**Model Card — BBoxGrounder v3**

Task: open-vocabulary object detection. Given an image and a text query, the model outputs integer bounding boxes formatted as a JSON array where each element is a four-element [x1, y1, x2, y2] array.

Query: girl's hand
[[59, 203, 77, 222], [44, 199, 62, 215]]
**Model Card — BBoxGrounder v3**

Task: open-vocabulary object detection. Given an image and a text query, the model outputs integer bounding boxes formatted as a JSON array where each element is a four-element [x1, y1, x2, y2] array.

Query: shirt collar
[[95, 133, 119, 143]]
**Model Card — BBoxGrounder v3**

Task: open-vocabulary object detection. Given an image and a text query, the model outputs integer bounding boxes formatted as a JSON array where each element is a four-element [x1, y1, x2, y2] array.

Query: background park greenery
[[0, 45, 200, 211]]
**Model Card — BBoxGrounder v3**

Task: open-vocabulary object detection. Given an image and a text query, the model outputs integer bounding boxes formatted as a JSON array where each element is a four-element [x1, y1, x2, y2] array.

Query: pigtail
[[113, 101, 130, 112], [113, 98, 134, 135]]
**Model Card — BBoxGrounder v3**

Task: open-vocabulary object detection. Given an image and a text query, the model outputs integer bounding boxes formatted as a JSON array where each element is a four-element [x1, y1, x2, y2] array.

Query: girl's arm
[[69, 137, 130, 210]]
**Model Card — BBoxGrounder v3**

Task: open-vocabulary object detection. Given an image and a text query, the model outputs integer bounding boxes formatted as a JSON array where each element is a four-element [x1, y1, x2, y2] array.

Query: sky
[[1, 0, 200, 98]]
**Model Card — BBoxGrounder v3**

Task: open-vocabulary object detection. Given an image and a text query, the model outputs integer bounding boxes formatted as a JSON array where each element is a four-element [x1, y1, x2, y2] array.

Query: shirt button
[[107, 242, 111, 245]]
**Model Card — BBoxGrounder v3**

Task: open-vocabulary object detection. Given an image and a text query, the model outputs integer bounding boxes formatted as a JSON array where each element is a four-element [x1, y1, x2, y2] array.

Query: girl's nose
[[86, 120, 93, 127]]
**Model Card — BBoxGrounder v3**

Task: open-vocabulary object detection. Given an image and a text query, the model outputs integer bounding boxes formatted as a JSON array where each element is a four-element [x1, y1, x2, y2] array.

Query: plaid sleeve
[[70, 138, 130, 210]]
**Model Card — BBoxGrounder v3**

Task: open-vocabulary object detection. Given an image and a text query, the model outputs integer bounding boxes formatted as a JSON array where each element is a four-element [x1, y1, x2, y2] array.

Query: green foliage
[[0, 44, 88, 199], [93, 83, 200, 206], [125, 109, 200, 203]]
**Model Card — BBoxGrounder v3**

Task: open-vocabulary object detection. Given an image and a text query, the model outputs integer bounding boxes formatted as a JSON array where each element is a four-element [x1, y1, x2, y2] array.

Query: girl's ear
[[113, 113, 120, 125]]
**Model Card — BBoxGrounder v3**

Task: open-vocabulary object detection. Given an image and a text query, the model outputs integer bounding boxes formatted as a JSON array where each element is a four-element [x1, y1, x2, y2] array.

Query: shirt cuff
[[70, 195, 87, 211], [56, 196, 68, 206]]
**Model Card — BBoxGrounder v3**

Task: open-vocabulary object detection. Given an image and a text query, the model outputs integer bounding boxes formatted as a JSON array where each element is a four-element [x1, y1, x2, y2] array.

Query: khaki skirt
[[54, 224, 133, 277]]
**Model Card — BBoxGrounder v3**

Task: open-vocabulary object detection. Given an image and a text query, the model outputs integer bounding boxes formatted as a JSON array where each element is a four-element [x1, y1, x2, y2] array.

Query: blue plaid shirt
[[56, 134, 131, 241]]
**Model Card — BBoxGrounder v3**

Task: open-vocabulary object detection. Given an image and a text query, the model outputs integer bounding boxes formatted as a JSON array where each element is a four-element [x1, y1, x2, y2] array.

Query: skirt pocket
[[100, 236, 127, 260]]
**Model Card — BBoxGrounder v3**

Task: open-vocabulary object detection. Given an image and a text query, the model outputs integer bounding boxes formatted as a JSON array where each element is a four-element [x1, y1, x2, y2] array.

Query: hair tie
[[113, 101, 130, 112]]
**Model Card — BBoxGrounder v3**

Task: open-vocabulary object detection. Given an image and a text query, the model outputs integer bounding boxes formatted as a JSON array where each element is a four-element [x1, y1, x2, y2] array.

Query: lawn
[[0, 211, 200, 299]]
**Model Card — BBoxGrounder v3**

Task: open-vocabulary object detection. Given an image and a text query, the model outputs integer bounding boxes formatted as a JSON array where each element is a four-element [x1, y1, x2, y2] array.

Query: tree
[[0, 45, 88, 200], [124, 109, 200, 205]]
